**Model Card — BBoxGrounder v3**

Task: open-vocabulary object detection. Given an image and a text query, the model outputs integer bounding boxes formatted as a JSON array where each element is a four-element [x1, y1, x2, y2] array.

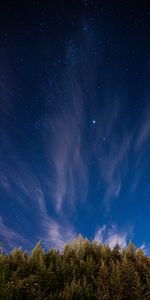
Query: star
[[92, 120, 96, 124]]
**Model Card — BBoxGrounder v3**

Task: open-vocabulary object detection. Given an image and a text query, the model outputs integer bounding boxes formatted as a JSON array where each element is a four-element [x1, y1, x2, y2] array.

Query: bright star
[[92, 120, 96, 124]]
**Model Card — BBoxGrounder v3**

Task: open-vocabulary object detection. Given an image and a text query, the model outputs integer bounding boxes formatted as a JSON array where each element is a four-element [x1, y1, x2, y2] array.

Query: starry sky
[[0, 1, 150, 252]]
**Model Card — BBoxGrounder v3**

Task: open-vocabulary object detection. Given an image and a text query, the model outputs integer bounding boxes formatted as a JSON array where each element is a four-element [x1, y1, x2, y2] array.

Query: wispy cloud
[[0, 24, 149, 252], [42, 217, 76, 250], [130, 108, 150, 194], [0, 216, 27, 249], [94, 100, 132, 207], [139, 243, 150, 255], [0, 152, 76, 250], [136, 111, 150, 150], [0, 129, 78, 250], [94, 224, 129, 249], [47, 81, 88, 212], [0, 149, 46, 215]]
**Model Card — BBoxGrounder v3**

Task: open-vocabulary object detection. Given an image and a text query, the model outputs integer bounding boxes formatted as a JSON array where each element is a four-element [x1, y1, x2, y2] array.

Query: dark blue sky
[[0, 1, 150, 252]]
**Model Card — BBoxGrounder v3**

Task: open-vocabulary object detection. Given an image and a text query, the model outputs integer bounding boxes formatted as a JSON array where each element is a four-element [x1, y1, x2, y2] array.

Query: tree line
[[0, 235, 150, 299]]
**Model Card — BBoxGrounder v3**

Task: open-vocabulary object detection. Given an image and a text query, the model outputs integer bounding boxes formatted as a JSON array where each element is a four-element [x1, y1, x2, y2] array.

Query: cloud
[[0, 216, 27, 249], [0, 131, 78, 250], [130, 108, 150, 194], [139, 243, 150, 255], [46, 81, 88, 212], [0, 156, 76, 251], [94, 224, 128, 249], [42, 217, 76, 250], [0, 41, 90, 249], [140, 244, 146, 251], [136, 112, 150, 150], [0, 150, 47, 216], [0, 172, 12, 194], [94, 100, 132, 207], [94, 225, 106, 244], [1, 26, 148, 252]]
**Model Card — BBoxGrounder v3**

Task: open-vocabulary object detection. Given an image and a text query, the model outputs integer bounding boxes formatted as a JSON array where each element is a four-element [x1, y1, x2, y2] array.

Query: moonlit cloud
[[94, 100, 132, 207], [42, 217, 76, 250], [0, 11, 149, 253], [46, 76, 88, 212], [139, 243, 150, 255], [0, 151, 46, 214], [107, 232, 127, 249], [0, 216, 26, 249], [140, 244, 146, 251], [136, 111, 150, 150], [0, 126, 78, 249], [0, 149, 76, 250], [130, 108, 150, 195], [94, 224, 128, 249]]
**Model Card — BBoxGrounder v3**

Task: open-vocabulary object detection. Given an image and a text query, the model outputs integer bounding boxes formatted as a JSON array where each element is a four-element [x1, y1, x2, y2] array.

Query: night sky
[[0, 1, 150, 252]]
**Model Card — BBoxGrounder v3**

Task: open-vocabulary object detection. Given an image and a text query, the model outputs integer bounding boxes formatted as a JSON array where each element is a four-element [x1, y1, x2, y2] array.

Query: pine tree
[[97, 259, 110, 299]]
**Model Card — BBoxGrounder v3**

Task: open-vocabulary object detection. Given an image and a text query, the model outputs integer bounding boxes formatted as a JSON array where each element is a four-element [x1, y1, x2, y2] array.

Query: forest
[[0, 236, 150, 299]]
